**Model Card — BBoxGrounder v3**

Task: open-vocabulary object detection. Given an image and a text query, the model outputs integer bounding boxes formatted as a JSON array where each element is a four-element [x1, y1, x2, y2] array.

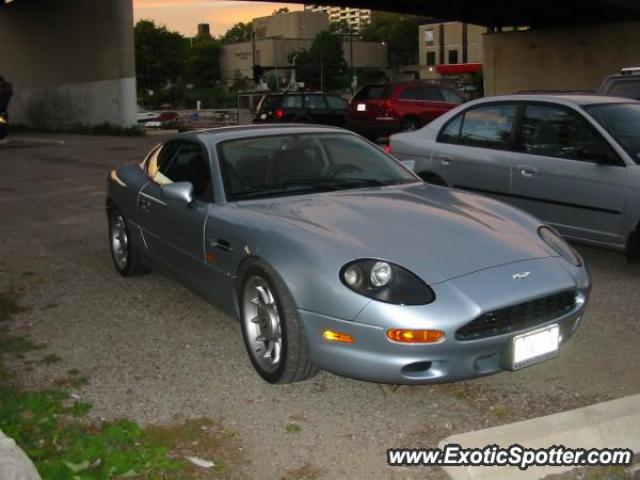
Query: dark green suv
[[254, 92, 349, 127]]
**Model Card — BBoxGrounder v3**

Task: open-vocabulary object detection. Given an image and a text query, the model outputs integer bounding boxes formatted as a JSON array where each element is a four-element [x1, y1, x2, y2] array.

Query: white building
[[304, 5, 371, 33]]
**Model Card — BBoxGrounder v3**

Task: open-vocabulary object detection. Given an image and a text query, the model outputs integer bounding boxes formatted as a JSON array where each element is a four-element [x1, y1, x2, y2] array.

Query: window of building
[[426, 51, 436, 66], [448, 49, 459, 64], [424, 29, 434, 46], [459, 103, 517, 150]]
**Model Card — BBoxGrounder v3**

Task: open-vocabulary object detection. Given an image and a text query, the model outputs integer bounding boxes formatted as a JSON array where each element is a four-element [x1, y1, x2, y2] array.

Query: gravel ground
[[0, 134, 639, 479]]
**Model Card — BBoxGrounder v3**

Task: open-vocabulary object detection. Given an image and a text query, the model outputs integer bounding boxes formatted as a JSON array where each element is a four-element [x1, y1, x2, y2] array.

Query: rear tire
[[239, 259, 318, 384], [108, 208, 150, 276], [401, 117, 421, 132]]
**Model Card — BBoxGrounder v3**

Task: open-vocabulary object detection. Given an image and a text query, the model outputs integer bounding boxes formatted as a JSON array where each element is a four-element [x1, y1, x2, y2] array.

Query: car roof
[[169, 124, 354, 145], [468, 94, 637, 107]]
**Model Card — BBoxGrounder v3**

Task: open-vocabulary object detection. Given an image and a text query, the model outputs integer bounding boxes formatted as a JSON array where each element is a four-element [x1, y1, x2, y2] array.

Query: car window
[[441, 88, 464, 104], [304, 95, 327, 109], [459, 103, 516, 150], [155, 142, 213, 201], [438, 115, 463, 144], [352, 85, 390, 101], [326, 95, 348, 110], [520, 104, 614, 162], [606, 80, 640, 100], [218, 133, 416, 201], [258, 95, 279, 112], [282, 95, 303, 108], [399, 86, 443, 101], [586, 102, 640, 164]]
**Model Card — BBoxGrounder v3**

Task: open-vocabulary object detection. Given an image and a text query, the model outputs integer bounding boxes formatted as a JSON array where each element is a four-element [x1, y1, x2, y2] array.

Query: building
[[419, 22, 485, 96], [197, 23, 211, 38], [220, 10, 387, 88], [304, 5, 371, 33]]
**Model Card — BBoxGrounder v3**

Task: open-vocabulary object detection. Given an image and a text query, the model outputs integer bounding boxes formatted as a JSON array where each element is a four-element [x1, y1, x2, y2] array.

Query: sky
[[133, 0, 303, 37]]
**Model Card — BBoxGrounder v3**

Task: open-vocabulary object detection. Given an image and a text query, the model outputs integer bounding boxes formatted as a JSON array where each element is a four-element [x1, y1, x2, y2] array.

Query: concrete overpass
[[1, 0, 640, 128]]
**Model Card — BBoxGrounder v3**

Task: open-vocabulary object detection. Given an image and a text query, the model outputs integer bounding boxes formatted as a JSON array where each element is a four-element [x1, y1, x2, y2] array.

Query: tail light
[[274, 108, 284, 120], [385, 143, 391, 154]]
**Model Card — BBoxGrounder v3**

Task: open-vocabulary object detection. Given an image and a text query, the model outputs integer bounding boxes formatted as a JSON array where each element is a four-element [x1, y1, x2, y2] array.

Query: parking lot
[[1, 133, 639, 479]]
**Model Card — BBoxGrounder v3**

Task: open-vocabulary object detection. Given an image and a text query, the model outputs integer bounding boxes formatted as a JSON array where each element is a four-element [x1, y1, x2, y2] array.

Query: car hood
[[239, 184, 553, 285]]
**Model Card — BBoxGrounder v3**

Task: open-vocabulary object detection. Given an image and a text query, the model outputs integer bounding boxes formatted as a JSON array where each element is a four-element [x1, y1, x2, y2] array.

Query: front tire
[[239, 260, 318, 384], [108, 208, 150, 276]]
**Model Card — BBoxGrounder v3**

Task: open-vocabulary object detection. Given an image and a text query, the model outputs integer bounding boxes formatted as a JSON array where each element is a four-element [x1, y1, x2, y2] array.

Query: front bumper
[[299, 257, 590, 384]]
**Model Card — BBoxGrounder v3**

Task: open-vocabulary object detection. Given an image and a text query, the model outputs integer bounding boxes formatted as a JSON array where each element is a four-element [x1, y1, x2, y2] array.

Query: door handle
[[208, 238, 233, 252], [435, 155, 454, 166], [518, 166, 538, 178]]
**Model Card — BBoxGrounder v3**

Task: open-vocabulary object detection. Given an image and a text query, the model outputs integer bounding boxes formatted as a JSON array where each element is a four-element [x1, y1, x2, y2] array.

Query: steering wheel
[[327, 164, 363, 178]]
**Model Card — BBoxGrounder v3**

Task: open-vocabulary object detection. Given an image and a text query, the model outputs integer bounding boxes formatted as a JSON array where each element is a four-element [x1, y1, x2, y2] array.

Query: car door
[[303, 94, 333, 125], [510, 102, 627, 245], [429, 102, 518, 197], [325, 95, 349, 126], [138, 140, 214, 282]]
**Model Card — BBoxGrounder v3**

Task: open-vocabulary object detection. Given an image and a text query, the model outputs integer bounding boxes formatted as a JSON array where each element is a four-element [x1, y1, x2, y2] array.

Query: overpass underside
[[1, 0, 640, 128], [0, 0, 136, 129]]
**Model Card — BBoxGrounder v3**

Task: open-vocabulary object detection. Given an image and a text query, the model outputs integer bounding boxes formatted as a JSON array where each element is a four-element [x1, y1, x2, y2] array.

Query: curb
[[0, 429, 41, 480], [438, 394, 640, 480]]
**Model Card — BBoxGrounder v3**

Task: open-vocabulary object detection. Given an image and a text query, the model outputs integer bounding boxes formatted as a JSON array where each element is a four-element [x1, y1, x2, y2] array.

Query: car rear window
[[258, 95, 279, 112], [282, 95, 303, 108], [353, 85, 390, 101], [605, 79, 640, 100]]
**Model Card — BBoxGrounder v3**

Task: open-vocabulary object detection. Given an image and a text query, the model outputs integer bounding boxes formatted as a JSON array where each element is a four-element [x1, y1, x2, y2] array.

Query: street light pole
[[349, 28, 355, 94]]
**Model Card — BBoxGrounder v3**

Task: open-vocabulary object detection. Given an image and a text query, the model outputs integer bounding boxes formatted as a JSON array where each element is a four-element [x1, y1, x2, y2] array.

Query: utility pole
[[251, 29, 257, 84], [349, 28, 355, 94]]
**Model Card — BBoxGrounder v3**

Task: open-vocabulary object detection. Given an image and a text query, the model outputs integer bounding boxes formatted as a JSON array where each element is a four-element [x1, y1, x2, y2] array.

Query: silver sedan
[[106, 125, 590, 384], [389, 95, 640, 260]]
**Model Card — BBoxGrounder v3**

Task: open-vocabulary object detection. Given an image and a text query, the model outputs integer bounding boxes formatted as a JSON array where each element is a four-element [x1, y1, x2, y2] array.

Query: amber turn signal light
[[386, 329, 444, 344], [323, 330, 354, 344]]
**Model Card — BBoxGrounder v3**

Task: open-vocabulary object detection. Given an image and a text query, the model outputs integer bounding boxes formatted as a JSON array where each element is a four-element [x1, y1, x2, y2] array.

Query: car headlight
[[340, 259, 435, 305], [538, 226, 582, 267]]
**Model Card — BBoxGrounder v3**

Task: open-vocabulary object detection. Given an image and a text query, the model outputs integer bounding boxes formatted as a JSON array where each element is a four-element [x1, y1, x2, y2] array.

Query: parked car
[[107, 124, 590, 385], [389, 94, 640, 260], [346, 81, 465, 139], [137, 105, 178, 128], [254, 92, 348, 127], [0, 111, 7, 140], [598, 66, 640, 100]]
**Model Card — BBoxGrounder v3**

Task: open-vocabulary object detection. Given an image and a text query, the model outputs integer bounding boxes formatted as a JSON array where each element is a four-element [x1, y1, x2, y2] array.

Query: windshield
[[585, 103, 640, 164], [218, 133, 418, 201]]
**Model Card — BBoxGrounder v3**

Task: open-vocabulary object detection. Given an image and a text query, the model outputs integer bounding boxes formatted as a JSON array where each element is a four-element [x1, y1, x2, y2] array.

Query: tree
[[135, 20, 189, 91], [187, 37, 222, 88], [291, 31, 348, 91], [272, 7, 290, 15], [360, 12, 425, 65], [221, 22, 253, 45]]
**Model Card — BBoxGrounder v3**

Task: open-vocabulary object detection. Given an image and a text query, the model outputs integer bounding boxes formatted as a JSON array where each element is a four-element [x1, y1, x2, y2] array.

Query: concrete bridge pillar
[[0, 0, 136, 129], [483, 21, 640, 96]]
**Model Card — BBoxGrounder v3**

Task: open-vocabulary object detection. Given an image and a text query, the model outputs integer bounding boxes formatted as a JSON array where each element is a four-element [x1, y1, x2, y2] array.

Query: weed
[[493, 404, 509, 419], [0, 289, 24, 322], [38, 354, 62, 365], [285, 422, 302, 434], [282, 463, 322, 480]]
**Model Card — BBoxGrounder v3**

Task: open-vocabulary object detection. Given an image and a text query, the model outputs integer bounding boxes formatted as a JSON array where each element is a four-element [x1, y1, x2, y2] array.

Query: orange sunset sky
[[133, 0, 304, 37]]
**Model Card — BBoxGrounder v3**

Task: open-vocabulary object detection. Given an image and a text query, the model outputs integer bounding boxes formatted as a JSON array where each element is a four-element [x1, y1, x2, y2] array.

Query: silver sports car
[[106, 125, 590, 384]]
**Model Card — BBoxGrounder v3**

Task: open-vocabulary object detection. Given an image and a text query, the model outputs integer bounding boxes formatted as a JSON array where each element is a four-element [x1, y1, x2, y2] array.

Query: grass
[[0, 288, 245, 479]]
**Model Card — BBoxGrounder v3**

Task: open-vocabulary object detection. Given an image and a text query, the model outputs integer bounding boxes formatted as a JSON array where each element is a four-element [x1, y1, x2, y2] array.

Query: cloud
[[133, 0, 303, 36]]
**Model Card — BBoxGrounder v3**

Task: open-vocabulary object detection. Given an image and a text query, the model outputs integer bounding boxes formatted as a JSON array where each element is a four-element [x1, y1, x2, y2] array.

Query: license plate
[[512, 324, 559, 370], [260, 113, 267, 120], [357, 104, 366, 112]]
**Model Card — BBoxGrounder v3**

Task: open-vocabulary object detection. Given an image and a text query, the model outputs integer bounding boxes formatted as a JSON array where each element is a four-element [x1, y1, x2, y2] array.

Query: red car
[[347, 82, 464, 139]]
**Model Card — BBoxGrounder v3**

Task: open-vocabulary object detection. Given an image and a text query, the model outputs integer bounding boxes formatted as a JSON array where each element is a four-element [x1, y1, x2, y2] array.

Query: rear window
[[282, 95, 303, 108], [353, 85, 391, 101], [258, 95, 280, 112], [605, 79, 640, 100]]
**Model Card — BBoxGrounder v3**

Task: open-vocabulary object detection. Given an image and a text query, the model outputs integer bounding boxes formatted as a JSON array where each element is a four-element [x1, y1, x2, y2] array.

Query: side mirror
[[162, 181, 194, 204], [400, 159, 416, 172]]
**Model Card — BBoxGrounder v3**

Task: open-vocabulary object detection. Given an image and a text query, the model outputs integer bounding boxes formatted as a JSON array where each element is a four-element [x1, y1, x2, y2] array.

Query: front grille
[[455, 290, 578, 341]]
